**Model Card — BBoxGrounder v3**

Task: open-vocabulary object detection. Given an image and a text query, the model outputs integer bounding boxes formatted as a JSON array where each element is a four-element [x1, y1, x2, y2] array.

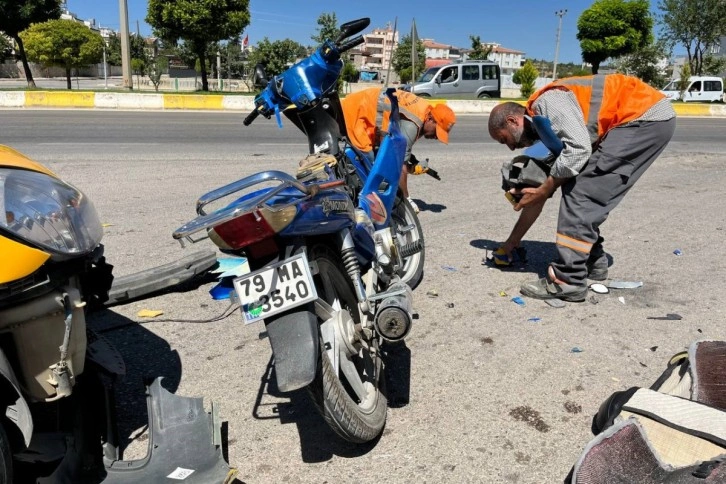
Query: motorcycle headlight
[[0, 168, 103, 257]]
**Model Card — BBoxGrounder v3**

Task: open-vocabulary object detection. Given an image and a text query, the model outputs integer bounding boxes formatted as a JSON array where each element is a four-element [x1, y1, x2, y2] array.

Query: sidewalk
[[1, 89, 724, 116]]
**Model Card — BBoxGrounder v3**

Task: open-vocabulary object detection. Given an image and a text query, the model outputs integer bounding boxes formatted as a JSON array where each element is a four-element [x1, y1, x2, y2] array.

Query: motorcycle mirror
[[335, 18, 370, 43], [253, 63, 268, 88]]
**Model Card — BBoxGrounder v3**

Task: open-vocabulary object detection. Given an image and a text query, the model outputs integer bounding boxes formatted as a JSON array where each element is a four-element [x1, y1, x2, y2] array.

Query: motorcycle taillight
[[208, 203, 297, 251], [209, 212, 275, 250]]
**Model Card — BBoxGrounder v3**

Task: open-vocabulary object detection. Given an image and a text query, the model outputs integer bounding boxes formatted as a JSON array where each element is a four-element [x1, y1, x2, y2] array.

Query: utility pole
[[119, 0, 133, 89], [553, 9, 567, 81]]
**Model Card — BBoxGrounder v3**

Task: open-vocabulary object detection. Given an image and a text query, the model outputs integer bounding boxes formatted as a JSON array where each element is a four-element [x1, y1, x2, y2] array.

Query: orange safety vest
[[341, 87, 431, 152], [526, 74, 665, 144]]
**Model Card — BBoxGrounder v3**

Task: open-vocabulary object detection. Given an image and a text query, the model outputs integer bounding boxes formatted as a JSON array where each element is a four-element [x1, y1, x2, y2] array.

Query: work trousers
[[551, 118, 677, 285]]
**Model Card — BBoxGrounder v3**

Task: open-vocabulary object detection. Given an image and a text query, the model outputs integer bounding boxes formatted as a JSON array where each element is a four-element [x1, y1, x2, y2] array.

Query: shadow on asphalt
[[470, 238, 615, 277], [412, 198, 447, 213], [87, 309, 182, 453], [251, 345, 412, 463]]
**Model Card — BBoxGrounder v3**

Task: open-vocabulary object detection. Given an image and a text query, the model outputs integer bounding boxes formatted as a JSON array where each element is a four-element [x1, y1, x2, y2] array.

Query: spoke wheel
[[307, 245, 387, 443], [391, 196, 425, 289]]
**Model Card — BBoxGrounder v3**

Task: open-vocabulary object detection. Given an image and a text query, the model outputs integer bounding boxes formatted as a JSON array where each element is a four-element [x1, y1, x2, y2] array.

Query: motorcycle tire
[[391, 196, 425, 290], [0, 423, 12, 484], [306, 244, 387, 443]]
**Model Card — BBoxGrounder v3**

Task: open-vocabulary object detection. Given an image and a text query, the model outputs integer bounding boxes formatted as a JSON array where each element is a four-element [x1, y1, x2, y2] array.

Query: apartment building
[[350, 24, 399, 78]]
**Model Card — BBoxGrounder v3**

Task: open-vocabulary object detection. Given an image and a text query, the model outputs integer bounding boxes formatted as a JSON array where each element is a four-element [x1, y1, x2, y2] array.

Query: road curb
[[1, 91, 724, 117]]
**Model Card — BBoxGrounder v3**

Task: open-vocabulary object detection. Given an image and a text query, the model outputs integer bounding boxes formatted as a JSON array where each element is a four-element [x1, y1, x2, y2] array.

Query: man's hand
[[513, 176, 565, 211]]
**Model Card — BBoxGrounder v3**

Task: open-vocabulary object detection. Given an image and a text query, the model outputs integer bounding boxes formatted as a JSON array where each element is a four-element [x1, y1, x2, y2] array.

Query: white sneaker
[[407, 197, 419, 213]]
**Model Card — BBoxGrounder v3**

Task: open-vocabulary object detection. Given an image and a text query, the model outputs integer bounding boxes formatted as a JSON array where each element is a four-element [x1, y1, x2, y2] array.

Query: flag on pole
[[411, 19, 419, 85], [242, 34, 249, 49]]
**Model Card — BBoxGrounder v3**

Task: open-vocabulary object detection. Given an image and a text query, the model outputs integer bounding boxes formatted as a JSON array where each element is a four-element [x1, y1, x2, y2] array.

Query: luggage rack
[[173, 170, 345, 246], [173, 170, 310, 245]]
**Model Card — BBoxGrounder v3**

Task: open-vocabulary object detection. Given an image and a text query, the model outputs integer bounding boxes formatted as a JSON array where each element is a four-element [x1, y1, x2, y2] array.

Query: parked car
[[660, 76, 724, 102], [401, 60, 501, 99]]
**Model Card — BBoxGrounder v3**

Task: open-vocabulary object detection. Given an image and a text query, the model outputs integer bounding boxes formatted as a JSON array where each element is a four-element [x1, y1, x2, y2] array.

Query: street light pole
[[119, 0, 133, 90], [103, 41, 108, 89], [553, 9, 567, 81]]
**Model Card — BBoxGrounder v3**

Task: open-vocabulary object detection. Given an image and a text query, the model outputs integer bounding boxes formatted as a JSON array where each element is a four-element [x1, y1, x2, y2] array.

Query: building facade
[[350, 24, 399, 80]]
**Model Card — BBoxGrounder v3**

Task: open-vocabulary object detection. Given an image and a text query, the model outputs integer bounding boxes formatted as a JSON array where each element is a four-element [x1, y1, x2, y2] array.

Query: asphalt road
[[2, 111, 725, 483]]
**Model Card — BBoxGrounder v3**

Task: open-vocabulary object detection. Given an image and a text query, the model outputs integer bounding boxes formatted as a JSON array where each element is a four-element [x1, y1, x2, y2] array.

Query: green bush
[[513, 60, 539, 98]]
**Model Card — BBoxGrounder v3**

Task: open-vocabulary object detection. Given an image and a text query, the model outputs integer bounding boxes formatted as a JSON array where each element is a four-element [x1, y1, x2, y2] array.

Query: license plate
[[233, 253, 318, 324]]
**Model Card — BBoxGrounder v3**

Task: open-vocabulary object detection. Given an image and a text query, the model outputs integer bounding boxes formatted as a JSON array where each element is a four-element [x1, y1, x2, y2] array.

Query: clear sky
[[65, 0, 665, 65]]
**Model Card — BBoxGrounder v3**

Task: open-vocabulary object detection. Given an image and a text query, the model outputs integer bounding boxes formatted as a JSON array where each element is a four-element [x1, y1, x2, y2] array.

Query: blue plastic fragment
[[527, 317, 541, 323], [673, 249, 683, 256], [571, 347, 584, 353], [209, 277, 235, 300], [441, 265, 457, 272], [511, 296, 526, 306]]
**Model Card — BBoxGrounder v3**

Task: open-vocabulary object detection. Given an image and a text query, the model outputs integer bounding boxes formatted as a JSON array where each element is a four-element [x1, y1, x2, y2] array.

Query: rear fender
[[0, 349, 33, 447], [265, 309, 319, 392]]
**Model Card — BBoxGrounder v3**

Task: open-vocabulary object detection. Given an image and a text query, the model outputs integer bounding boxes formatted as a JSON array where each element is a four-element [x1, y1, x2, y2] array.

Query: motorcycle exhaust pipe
[[374, 283, 413, 342]]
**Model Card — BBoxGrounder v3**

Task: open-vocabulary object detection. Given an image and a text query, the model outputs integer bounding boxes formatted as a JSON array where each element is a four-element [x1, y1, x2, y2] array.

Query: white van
[[660, 76, 724, 102], [402, 60, 501, 99]]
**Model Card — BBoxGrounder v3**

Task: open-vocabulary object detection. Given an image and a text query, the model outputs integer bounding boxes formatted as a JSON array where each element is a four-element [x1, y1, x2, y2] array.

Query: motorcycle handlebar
[[243, 108, 260, 126], [337, 35, 365, 54]]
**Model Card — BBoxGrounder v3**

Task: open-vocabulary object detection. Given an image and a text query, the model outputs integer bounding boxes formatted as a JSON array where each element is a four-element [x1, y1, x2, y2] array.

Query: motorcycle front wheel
[[391, 196, 425, 289], [306, 244, 387, 443], [0, 423, 12, 484]]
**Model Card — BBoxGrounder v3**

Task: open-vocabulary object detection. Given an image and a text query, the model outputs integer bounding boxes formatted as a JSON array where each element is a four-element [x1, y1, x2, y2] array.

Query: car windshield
[[662, 80, 678, 91], [418, 68, 439, 83]]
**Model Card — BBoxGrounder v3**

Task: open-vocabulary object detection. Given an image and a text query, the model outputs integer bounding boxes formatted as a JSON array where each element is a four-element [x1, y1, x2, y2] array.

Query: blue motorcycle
[[173, 18, 424, 443]]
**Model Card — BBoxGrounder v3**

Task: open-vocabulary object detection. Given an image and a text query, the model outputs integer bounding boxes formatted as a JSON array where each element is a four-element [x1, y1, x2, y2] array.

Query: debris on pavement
[[441, 265, 458, 272], [499, 291, 508, 297], [426, 290, 439, 298], [647, 313, 683, 321], [618, 296, 626, 304], [607, 280, 644, 289], [589, 283, 609, 294], [545, 298, 566, 308], [527, 317, 542, 323], [571, 347, 584, 353], [589, 296, 599, 305], [137, 309, 164, 318], [649, 346, 659, 352], [511, 296, 526, 306], [446, 302, 455, 308], [673, 249, 683, 256]]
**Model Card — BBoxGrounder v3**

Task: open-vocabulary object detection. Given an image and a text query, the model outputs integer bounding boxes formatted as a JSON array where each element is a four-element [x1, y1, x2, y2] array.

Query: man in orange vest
[[342, 87, 456, 213], [488, 74, 676, 302]]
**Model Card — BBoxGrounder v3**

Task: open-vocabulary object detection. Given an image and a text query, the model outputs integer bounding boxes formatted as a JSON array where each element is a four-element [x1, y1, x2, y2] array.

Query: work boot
[[520, 267, 587, 302]]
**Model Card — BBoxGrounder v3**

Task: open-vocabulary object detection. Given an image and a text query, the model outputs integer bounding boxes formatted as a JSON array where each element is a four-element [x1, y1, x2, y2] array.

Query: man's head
[[488, 102, 537, 151], [423, 103, 456, 143]]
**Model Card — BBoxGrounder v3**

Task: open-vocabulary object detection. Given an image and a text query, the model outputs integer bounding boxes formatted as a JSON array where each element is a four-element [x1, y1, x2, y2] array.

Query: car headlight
[[0, 168, 103, 257]]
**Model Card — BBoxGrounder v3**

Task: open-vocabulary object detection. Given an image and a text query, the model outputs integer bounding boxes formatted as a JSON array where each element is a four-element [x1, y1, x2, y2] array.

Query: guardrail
[[1, 91, 725, 117]]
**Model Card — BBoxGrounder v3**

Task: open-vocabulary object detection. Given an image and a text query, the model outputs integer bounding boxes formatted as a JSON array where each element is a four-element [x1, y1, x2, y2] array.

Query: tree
[[311, 12, 340, 45], [612, 39, 669, 87], [677, 63, 691, 99], [20, 19, 103, 89], [702, 55, 726, 76], [0, 0, 61, 87], [467, 35, 493, 61], [147, 56, 166, 91], [246, 37, 306, 77], [392, 33, 425, 80], [577, 0, 653, 74], [512, 60, 539, 98], [0, 35, 12, 63], [147, 0, 250, 91], [659, 0, 726, 76]]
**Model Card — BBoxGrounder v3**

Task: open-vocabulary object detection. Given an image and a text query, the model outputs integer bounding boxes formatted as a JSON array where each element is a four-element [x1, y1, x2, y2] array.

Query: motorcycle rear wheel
[[306, 245, 387, 443], [391, 196, 425, 289], [0, 423, 12, 484]]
